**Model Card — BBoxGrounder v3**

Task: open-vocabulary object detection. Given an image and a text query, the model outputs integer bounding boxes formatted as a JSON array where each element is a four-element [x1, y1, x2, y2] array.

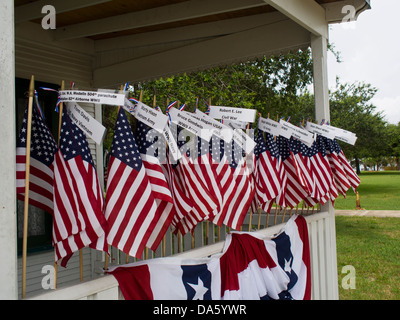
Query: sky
[[327, 0, 400, 125]]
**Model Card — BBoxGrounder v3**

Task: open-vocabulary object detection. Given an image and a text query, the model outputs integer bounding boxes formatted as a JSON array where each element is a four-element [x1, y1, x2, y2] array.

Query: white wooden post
[[0, 0, 18, 300], [311, 33, 339, 300]]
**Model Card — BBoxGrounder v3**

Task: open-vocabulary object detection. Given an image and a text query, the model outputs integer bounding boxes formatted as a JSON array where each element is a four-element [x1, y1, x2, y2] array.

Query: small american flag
[[275, 136, 308, 208], [105, 108, 159, 259], [136, 120, 176, 252], [331, 139, 360, 191], [254, 131, 282, 210], [53, 107, 108, 267], [16, 103, 57, 215], [315, 135, 339, 202], [323, 137, 351, 196], [218, 139, 255, 231], [170, 125, 218, 235]]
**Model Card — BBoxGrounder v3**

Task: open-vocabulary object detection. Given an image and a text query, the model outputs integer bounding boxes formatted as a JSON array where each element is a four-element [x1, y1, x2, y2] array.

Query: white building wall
[[13, 22, 105, 299], [0, 0, 18, 300]]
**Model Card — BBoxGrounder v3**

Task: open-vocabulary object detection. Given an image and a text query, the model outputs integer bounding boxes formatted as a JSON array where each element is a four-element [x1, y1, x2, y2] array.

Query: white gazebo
[[0, 0, 370, 300]]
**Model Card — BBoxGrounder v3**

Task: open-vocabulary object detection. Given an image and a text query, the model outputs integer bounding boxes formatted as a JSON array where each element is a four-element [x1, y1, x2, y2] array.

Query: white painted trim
[[0, 0, 18, 300], [264, 0, 329, 38]]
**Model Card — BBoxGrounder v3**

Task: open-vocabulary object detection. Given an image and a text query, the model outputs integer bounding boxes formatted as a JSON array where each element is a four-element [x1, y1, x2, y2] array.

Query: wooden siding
[[14, 24, 106, 299]]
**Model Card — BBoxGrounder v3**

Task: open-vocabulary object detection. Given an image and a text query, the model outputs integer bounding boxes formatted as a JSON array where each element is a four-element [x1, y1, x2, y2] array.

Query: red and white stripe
[[53, 153, 108, 267], [16, 147, 54, 215], [140, 154, 176, 251], [105, 156, 159, 259]]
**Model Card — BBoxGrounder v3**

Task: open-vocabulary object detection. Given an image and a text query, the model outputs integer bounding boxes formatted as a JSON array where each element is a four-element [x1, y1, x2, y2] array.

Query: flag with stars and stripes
[[314, 135, 339, 203], [322, 137, 351, 197], [135, 120, 176, 252], [253, 131, 282, 212], [218, 139, 255, 231], [105, 108, 160, 259], [16, 102, 57, 215], [275, 136, 308, 209], [53, 107, 108, 267], [171, 125, 219, 235], [331, 139, 361, 191]]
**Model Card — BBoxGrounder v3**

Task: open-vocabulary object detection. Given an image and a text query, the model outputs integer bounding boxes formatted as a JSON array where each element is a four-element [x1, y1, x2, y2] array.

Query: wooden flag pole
[[21, 75, 35, 299], [54, 80, 65, 288]]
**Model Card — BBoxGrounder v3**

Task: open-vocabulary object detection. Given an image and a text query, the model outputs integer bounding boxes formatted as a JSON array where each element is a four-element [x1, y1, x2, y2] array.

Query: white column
[[311, 33, 339, 300], [311, 34, 331, 123], [0, 0, 18, 300]]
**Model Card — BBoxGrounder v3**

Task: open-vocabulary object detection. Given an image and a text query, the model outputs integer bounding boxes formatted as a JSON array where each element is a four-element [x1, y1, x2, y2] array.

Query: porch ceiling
[[15, 0, 370, 40], [14, 0, 371, 87]]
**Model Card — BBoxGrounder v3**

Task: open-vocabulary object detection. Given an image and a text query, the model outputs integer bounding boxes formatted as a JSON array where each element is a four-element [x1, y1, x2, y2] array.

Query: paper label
[[258, 117, 282, 136], [132, 100, 168, 134], [168, 107, 214, 141], [223, 120, 248, 130], [60, 90, 125, 106], [66, 102, 106, 145], [193, 110, 233, 143], [208, 106, 257, 123], [323, 124, 357, 145], [280, 120, 314, 147], [226, 121, 256, 154], [305, 122, 336, 140], [162, 125, 182, 161]]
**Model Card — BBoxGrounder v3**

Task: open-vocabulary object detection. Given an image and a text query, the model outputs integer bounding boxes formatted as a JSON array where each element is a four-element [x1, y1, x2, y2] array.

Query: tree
[[329, 80, 388, 173], [386, 122, 400, 170]]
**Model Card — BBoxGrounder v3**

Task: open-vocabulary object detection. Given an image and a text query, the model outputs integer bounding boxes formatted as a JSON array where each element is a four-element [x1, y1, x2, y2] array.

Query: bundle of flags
[[16, 96, 360, 267], [255, 130, 360, 212], [107, 214, 311, 300]]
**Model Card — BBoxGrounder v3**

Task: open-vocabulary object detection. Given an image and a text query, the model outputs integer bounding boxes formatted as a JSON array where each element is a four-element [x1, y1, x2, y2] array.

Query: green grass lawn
[[334, 172, 400, 211], [336, 216, 400, 300]]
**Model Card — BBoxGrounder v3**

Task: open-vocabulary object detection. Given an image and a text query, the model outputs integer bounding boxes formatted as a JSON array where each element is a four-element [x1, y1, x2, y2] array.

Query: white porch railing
[[28, 210, 338, 300]]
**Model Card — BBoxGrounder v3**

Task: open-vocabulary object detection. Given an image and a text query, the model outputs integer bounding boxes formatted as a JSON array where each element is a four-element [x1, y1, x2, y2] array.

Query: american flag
[[275, 136, 308, 208], [53, 107, 108, 267], [136, 120, 176, 251], [218, 139, 255, 230], [105, 108, 160, 259], [315, 136, 339, 202], [16, 103, 57, 215], [171, 125, 219, 235], [331, 139, 361, 191], [322, 137, 351, 196], [254, 131, 282, 211], [162, 148, 194, 234]]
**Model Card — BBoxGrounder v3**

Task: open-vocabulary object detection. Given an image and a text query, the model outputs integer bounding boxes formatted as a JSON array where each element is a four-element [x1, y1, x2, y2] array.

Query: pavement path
[[335, 210, 400, 218]]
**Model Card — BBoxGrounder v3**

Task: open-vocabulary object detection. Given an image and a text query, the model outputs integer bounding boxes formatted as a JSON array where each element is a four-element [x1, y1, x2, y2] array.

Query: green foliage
[[101, 48, 397, 171]]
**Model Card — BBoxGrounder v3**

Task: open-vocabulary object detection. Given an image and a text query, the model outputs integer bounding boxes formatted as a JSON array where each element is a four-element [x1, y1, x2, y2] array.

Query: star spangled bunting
[[16, 102, 57, 215], [135, 120, 176, 252], [105, 108, 160, 259], [53, 107, 108, 267]]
